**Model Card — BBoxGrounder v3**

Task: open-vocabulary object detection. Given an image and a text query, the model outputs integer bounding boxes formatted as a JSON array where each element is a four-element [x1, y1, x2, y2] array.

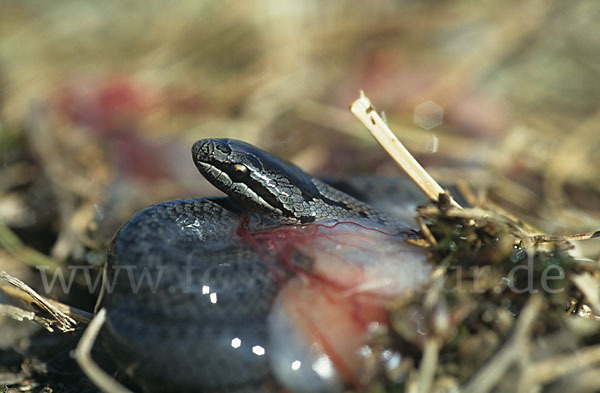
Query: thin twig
[[0, 219, 62, 272], [461, 295, 544, 393], [570, 273, 600, 316], [75, 308, 135, 393], [350, 92, 462, 209], [415, 215, 437, 247], [417, 338, 441, 393], [531, 230, 600, 243], [0, 271, 77, 331], [524, 344, 600, 387], [0, 280, 93, 324], [0, 303, 58, 332]]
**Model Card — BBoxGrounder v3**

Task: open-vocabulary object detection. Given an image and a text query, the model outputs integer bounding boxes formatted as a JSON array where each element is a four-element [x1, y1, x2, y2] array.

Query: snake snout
[[192, 139, 214, 163], [192, 139, 234, 165]]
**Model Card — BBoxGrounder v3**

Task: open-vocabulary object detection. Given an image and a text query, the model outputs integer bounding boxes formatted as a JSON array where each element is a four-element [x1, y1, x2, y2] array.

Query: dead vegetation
[[1, 1, 600, 392], [347, 94, 600, 393]]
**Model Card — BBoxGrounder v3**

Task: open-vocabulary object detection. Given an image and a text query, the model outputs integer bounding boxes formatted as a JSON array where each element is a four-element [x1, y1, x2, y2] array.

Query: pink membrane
[[238, 219, 431, 390]]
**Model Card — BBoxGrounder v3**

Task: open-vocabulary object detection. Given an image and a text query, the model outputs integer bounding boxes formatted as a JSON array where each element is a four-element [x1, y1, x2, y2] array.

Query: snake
[[99, 138, 431, 393]]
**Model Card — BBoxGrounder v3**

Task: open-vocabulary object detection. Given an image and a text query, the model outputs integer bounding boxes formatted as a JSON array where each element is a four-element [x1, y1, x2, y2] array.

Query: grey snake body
[[100, 139, 422, 392]]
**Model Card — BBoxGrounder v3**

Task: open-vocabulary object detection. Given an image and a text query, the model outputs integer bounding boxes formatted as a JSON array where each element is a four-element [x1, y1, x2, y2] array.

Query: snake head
[[192, 138, 323, 224]]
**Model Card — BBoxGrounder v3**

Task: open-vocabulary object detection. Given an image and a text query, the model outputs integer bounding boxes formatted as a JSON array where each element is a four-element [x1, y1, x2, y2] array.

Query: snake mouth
[[192, 139, 239, 186]]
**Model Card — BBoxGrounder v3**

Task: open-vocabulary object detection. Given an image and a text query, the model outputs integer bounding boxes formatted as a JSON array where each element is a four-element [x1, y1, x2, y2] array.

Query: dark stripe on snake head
[[193, 139, 354, 222]]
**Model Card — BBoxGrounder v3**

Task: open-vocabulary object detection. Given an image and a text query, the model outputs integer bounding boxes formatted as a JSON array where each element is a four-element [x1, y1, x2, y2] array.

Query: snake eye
[[230, 163, 249, 181]]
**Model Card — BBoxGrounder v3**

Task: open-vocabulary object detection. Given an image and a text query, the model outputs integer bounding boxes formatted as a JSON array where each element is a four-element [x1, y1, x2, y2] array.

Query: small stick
[[0, 270, 77, 331], [0, 219, 62, 272], [531, 230, 600, 243], [417, 338, 441, 393], [350, 92, 462, 209], [570, 273, 600, 315], [0, 280, 93, 324], [462, 295, 543, 393], [415, 215, 437, 247], [0, 303, 60, 332], [75, 308, 135, 393], [524, 344, 600, 386]]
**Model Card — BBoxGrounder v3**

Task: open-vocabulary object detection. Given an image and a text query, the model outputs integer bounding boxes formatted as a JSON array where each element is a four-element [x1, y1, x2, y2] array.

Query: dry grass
[[0, 1, 599, 392], [346, 93, 600, 392]]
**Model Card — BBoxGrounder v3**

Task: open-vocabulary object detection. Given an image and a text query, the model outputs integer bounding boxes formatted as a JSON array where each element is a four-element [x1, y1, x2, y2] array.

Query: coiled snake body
[[100, 139, 430, 393]]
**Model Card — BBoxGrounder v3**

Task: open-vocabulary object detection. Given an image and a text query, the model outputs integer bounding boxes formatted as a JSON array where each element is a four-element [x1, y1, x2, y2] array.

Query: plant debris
[[1, 2, 600, 392], [360, 194, 600, 393]]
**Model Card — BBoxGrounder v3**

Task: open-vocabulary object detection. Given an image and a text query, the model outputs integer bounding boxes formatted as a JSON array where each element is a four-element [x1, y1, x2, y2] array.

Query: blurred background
[[1, 0, 600, 391]]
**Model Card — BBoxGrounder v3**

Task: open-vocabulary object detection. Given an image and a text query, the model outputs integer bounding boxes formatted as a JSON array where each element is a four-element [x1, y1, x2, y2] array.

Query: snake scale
[[99, 139, 430, 393]]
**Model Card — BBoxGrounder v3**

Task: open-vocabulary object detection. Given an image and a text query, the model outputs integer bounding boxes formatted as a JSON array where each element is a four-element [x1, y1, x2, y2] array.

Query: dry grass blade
[[416, 338, 441, 393], [350, 92, 462, 209], [417, 204, 533, 239], [0, 279, 93, 325], [0, 303, 61, 332], [461, 295, 544, 393], [521, 344, 600, 390], [571, 273, 600, 315], [0, 219, 63, 272], [0, 270, 79, 331], [531, 230, 600, 243], [75, 308, 135, 393]]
